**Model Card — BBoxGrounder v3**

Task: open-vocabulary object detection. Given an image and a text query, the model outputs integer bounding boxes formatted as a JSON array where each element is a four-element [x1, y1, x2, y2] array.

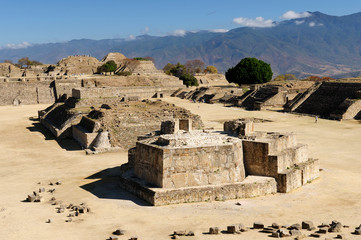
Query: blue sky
[[1, 0, 360, 48]]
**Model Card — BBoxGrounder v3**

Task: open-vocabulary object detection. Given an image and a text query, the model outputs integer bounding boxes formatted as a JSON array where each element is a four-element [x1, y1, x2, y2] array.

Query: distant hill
[[2, 11, 361, 78]]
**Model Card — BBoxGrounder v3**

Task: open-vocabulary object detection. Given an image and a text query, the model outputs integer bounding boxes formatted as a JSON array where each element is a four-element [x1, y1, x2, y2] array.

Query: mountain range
[[1, 11, 361, 78]]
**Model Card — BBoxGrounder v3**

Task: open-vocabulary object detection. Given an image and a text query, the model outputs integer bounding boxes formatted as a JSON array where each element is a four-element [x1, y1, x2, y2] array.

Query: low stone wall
[[119, 173, 277, 206], [72, 86, 179, 100], [0, 81, 55, 105]]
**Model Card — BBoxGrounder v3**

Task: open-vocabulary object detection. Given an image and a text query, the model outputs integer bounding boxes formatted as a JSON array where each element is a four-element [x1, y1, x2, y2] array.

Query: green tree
[[179, 73, 199, 87], [18, 57, 31, 68], [204, 65, 218, 74], [225, 58, 273, 84], [98, 60, 117, 73]]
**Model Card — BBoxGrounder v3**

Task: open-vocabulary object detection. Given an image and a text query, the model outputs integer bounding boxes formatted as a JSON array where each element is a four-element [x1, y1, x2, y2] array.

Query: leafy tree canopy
[[98, 60, 117, 73], [225, 58, 273, 84], [179, 73, 199, 87], [204, 65, 218, 74]]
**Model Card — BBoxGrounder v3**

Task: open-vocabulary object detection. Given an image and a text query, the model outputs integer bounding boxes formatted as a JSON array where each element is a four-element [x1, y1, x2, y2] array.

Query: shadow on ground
[[80, 166, 150, 206], [26, 120, 82, 151]]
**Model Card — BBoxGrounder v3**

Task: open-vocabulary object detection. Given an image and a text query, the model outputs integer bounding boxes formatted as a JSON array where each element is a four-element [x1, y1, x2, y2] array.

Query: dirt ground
[[0, 98, 360, 240]]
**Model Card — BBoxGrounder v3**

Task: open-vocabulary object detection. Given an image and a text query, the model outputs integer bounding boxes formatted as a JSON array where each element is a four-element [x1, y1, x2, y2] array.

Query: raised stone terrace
[[120, 119, 319, 205]]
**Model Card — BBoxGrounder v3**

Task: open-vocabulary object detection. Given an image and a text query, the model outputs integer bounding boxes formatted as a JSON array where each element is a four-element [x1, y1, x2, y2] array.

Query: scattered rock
[[113, 229, 125, 236], [289, 229, 302, 236], [186, 231, 194, 236], [336, 234, 346, 239], [355, 228, 361, 235], [226, 225, 237, 234], [173, 230, 186, 236], [109, 236, 118, 240], [310, 233, 321, 238], [262, 227, 275, 233], [318, 228, 327, 234], [271, 231, 280, 238], [66, 218, 72, 222], [302, 221, 314, 229], [329, 221, 342, 232], [235, 202, 241, 206], [271, 223, 280, 229], [26, 194, 36, 202], [209, 227, 219, 234], [39, 188, 45, 193], [294, 234, 306, 240], [55, 181, 62, 185], [238, 223, 248, 232], [253, 222, 264, 229], [279, 229, 290, 237], [46, 219, 51, 223], [289, 223, 301, 230]]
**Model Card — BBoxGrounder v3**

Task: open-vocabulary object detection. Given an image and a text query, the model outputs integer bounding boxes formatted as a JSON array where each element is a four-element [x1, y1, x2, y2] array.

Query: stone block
[[277, 168, 302, 193], [161, 120, 179, 134], [179, 119, 192, 132], [227, 225, 237, 234], [253, 222, 264, 229], [209, 227, 219, 234], [302, 221, 314, 229]]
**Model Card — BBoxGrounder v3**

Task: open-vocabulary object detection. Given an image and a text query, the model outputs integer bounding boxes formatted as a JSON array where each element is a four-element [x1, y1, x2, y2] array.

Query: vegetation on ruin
[[179, 73, 199, 87], [274, 74, 297, 81], [98, 60, 117, 73], [16, 57, 43, 68], [116, 71, 132, 76], [225, 57, 273, 85], [204, 65, 218, 74], [163, 60, 206, 86], [133, 56, 154, 62]]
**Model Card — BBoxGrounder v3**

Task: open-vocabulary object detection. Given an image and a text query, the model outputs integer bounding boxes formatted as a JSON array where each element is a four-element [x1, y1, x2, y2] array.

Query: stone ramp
[[238, 85, 285, 110], [284, 82, 322, 112], [292, 82, 361, 118], [330, 98, 361, 120]]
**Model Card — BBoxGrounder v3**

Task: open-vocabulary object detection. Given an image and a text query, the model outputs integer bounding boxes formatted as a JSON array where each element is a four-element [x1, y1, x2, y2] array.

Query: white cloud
[[0, 41, 32, 50], [126, 34, 136, 41], [208, 29, 229, 33], [170, 29, 187, 37], [280, 11, 312, 20], [295, 20, 305, 25], [233, 16, 276, 28], [309, 21, 323, 27], [142, 26, 150, 34]]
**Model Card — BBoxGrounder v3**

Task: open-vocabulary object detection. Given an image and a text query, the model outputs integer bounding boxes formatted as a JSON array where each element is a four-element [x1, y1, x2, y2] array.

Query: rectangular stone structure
[[134, 133, 245, 188]]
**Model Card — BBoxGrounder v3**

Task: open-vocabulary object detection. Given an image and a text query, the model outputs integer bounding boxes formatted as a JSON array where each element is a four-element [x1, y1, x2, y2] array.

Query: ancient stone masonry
[[120, 119, 319, 205], [0, 52, 185, 106], [285, 82, 361, 120]]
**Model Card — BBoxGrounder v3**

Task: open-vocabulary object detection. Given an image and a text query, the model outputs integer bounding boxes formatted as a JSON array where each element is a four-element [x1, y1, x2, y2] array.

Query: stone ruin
[[119, 119, 319, 205]]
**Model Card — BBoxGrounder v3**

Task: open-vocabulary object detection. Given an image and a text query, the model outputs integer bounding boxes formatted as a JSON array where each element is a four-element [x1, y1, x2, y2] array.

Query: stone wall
[[72, 86, 179, 100], [134, 133, 245, 188], [0, 81, 55, 105], [293, 82, 361, 118]]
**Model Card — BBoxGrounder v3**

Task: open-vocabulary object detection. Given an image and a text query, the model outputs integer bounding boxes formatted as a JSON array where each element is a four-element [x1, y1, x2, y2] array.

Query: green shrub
[[116, 71, 132, 76]]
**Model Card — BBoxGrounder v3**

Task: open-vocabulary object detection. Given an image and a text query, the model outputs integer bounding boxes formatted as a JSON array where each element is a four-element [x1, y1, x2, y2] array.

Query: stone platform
[[119, 170, 277, 206]]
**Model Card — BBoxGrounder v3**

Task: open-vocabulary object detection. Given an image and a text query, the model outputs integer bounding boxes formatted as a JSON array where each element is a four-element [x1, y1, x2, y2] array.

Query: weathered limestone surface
[[290, 82, 361, 119], [121, 119, 319, 205], [72, 86, 179, 100], [0, 81, 55, 105], [134, 132, 245, 188], [120, 173, 276, 206]]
